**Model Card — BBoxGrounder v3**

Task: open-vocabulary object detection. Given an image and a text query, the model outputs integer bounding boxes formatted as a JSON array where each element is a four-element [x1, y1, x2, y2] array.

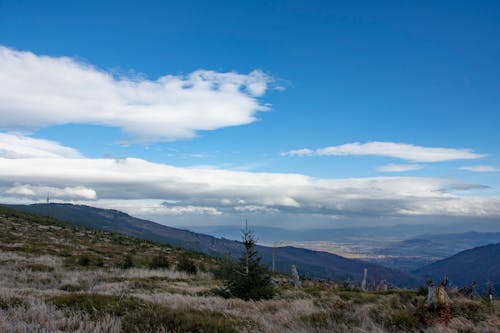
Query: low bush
[[119, 254, 134, 269], [77, 255, 91, 266], [48, 293, 240, 332], [27, 264, 54, 272], [0, 295, 25, 310], [95, 257, 104, 267], [122, 304, 238, 333], [452, 300, 489, 323], [149, 253, 170, 269], [337, 290, 378, 304], [370, 301, 419, 333], [59, 284, 83, 292], [177, 255, 197, 274], [48, 293, 142, 320], [390, 311, 419, 332]]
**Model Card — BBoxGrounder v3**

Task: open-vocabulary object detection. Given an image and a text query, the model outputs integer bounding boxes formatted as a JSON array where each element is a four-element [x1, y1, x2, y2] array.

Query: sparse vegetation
[[1, 205, 499, 333], [121, 304, 239, 333], [119, 254, 134, 269]]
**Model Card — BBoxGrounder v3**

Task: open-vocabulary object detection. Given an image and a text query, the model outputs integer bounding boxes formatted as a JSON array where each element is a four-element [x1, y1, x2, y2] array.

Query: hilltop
[[414, 243, 500, 287], [0, 205, 212, 271]]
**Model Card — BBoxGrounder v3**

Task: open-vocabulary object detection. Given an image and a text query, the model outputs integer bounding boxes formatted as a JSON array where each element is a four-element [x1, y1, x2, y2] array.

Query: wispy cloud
[[0, 133, 81, 159], [377, 164, 424, 172], [0, 46, 274, 142], [283, 142, 485, 163], [460, 165, 500, 172], [441, 183, 490, 191], [281, 148, 314, 157]]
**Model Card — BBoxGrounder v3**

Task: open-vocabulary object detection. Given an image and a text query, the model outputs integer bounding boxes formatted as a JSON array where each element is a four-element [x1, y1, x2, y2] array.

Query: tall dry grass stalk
[[0, 300, 121, 333]]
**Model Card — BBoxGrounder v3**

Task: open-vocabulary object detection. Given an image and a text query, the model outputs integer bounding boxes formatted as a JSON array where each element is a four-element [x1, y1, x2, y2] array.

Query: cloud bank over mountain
[[0, 134, 498, 221]]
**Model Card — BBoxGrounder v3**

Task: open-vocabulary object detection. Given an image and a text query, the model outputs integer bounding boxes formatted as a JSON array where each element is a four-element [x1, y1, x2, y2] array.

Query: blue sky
[[0, 1, 499, 227]]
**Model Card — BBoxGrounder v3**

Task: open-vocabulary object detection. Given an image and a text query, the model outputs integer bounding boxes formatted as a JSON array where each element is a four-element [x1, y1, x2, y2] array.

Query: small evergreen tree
[[223, 226, 275, 300]]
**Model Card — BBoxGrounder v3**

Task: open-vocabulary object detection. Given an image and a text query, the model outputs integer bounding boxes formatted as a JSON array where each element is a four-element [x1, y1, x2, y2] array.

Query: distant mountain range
[[372, 232, 500, 271], [414, 243, 500, 286], [188, 221, 500, 243], [379, 232, 500, 259], [191, 225, 500, 273], [6, 203, 421, 287]]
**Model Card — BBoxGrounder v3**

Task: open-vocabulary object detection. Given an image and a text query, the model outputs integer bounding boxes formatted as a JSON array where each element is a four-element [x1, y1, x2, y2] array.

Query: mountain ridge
[[414, 242, 500, 286], [6, 203, 421, 287]]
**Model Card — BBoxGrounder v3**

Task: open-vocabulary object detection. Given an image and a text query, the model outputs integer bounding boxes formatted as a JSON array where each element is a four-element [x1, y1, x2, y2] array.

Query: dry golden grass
[[1, 206, 499, 332]]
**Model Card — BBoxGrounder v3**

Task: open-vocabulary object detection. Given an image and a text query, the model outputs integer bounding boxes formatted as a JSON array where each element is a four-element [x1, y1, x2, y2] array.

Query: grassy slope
[[9, 203, 421, 287], [1, 205, 499, 333], [0, 205, 211, 269]]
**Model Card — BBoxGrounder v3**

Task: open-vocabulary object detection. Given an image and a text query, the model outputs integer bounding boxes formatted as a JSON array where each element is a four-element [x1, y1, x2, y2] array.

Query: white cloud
[[159, 205, 222, 216], [377, 164, 424, 172], [234, 205, 280, 214], [4, 184, 96, 200], [0, 46, 273, 142], [281, 148, 314, 157], [0, 133, 81, 158], [284, 142, 485, 163], [0, 148, 498, 219], [91, 200, 222, 216], [460, 165, 500, 172]]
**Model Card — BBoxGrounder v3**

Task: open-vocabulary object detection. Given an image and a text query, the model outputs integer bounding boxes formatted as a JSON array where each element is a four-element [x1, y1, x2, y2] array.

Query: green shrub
[[300, 311, 331, 329], [48, 294, 141, 320], [122, 304, 238, 333], [303, 286, 323, 298], [119, 254, 134, 269], [337, 290, 378, 304], [48, 293, 240, 332], [77, 255, 90, 266], [370, 304, 418, 333], [205, 287, 232, 298], [416, 286, 428, 296], [149, 253, 170, 269], [27, 264, 54, 272], [453, 300, 489, 323], [212, 255, 233, 280], [95, 257, 104, 267], [198, 261, 207, 272], [59, 284, 83, 292], [177, 255, 197, 274], [300, 298, 353, 329], [390, 311, 419, 332], [0, 296, 25, 310]]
